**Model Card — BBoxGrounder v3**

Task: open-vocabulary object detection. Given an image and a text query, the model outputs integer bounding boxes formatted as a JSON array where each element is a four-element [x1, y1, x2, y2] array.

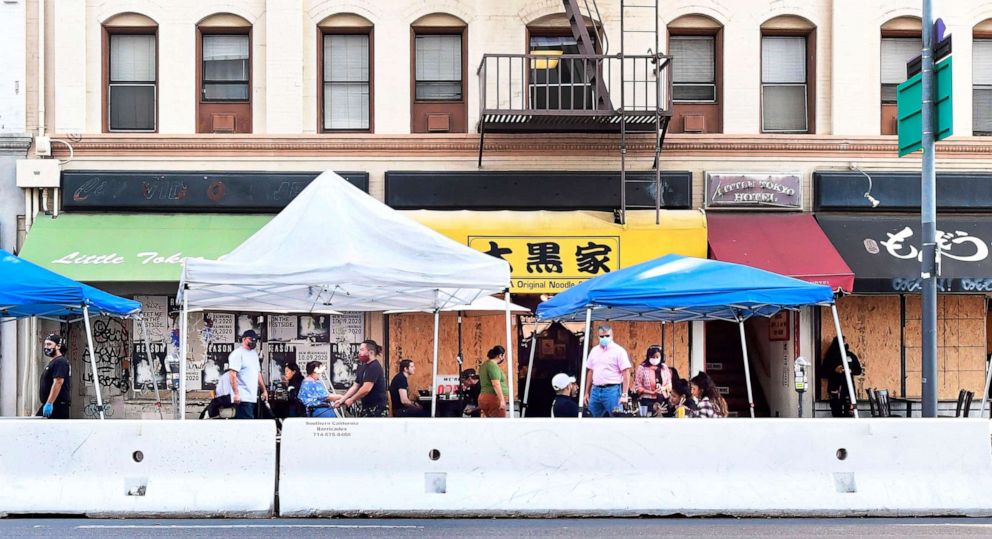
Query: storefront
[[388, 169, 707, 416], [15, 170, 371, 419], [703, 172, 853, 418], [815, 171, 992, 413]]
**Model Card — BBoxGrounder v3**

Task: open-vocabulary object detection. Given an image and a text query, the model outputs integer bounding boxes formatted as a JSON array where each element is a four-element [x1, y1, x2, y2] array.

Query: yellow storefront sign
[[468, 236, 620, 292], [405, 209, 708, 294]]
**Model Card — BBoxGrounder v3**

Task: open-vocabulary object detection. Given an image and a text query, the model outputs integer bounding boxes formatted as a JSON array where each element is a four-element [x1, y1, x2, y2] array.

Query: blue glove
[[42, 403, 53, 418]]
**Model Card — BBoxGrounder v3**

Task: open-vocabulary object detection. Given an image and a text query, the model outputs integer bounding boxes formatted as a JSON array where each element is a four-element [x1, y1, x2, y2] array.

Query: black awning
[[816, 214, 992, 294]]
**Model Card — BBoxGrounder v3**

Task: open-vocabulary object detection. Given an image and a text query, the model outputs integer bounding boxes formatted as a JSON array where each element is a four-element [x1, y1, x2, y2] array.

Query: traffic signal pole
[[921, 0, 938, 418]]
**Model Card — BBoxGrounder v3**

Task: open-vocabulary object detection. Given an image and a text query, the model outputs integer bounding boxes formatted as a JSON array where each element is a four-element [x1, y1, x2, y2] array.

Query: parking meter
[[794, 357, 809, 417], [794, 357, 809, 393]]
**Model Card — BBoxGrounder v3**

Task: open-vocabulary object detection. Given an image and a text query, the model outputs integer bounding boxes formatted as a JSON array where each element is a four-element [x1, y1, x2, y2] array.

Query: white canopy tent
[[177, 171, 510, 418]]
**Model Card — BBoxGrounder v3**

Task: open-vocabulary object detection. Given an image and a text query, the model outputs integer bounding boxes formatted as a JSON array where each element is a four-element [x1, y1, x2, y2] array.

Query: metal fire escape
[[477, 0, 671, 224]]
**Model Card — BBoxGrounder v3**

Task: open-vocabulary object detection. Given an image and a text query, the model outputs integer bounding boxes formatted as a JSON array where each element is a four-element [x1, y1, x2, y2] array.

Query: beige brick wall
[[26, 0, 992, 137]]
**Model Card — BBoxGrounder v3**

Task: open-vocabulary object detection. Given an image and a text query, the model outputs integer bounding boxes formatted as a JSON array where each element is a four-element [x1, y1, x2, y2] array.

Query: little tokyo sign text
[[705, 173, 802, 210]]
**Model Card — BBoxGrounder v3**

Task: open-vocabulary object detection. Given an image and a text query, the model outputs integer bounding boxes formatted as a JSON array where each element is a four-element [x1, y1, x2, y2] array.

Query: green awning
[[18, 213, 271, 282]]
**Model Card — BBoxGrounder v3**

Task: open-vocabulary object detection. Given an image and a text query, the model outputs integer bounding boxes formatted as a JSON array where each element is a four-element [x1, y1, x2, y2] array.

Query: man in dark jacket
[[822, 338, 863, 417]]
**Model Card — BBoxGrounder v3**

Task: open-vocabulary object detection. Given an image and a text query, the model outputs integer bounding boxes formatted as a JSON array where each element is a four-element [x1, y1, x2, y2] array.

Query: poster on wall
[[267, 342, 299, 384], [298, 315, 331, 343], [132, 342, 168, 390], [325, 312, 364, 389], [268, 315, 298, 342], [236, 314, 267, 341], [329, 342, 358, 390], [202, 343, 235, 391], [132, 295, 170, 342], [210, 313, 236, 343], [768, 311, 790, 341]]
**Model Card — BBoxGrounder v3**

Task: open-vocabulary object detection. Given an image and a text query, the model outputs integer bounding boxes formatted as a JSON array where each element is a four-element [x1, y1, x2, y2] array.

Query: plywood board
[[820, 295, 901, 399]]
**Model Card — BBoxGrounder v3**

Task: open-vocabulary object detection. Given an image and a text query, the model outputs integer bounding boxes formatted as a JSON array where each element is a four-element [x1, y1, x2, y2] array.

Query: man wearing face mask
[[226, 330, 267, 419], [37, 334, 71, 419], [335, 339, 388, 417], [583, 324, 631, 417]]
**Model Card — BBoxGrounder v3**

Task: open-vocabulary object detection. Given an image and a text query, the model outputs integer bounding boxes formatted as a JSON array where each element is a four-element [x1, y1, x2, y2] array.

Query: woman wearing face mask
[[37, 334, 71, 419], [478, 345, 509, 417], [634, 346, 674, 417]]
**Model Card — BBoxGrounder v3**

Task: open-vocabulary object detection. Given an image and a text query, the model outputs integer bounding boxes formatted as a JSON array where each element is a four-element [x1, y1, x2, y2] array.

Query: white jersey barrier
[[279, 417, 992, 517], [0, 420, 276, 517]]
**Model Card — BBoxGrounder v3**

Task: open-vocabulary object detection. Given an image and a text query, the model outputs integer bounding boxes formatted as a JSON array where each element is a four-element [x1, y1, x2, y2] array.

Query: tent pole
[[179, 294, 188, 420], [831, 304, 860, 418], [139, 317, 164, 420], [522, 319, 538, 418], [577, 307, 593, 419], [82, 306, 106, 420], [737, 319, 755, 418], [982, 353, 992, 418], [431, 300, 440, 418], [504, 291, 515, 419]]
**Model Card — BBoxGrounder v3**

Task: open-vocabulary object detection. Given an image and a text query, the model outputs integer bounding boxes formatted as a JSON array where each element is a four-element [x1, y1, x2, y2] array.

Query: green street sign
[[897, 56, 953, 157]]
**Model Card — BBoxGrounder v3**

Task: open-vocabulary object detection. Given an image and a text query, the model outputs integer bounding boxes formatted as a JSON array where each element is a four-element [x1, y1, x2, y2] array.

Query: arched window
[[974, 19, 992, 135], [197, 13, 252, 133], [103, 13, 158, 132], [880, 17, 921, 135], [411, 13, 467, 133], [668, 14, 722, 133], [760, 15, 816, 134], [318, 14, 373, 132]]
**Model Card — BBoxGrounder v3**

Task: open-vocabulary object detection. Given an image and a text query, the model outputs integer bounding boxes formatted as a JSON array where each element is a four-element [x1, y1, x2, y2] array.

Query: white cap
[[551, 373, 576, 391]]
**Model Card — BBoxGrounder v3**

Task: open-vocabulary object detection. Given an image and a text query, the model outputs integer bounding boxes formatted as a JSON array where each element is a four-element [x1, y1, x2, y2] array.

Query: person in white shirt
[[227, 330, 268, 419]]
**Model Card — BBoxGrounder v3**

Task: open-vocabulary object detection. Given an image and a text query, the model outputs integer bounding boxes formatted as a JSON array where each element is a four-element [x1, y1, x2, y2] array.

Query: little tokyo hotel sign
[[705, 173, 802, 210]]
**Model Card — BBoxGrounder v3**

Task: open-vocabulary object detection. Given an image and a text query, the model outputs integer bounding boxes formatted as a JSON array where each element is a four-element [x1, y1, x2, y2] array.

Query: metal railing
[[478, 53, 672, 117]]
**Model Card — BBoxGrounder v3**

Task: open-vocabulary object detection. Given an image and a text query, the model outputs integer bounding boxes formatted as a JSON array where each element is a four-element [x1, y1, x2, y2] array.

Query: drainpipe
[[37, 0, 45, 138]]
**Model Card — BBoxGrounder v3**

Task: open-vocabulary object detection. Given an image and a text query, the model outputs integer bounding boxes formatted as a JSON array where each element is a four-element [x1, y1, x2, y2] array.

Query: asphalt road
[[4, 518, 992, 538]]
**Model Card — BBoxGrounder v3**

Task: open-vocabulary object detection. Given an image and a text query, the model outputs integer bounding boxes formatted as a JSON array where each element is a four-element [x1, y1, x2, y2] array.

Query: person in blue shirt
[[298, 361, 341, 418]]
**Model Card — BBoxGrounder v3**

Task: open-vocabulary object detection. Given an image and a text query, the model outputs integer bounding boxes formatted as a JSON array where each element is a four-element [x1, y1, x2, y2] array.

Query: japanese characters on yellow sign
[[404, 209, 707, 294], [469, 236, 620, 293]]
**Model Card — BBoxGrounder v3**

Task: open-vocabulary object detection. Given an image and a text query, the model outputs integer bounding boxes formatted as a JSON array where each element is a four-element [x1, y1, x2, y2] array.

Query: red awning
[[707, 213, 854, 293]]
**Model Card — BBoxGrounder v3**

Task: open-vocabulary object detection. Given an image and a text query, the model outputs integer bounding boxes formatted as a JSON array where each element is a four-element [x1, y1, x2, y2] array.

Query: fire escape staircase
[[477, 0, 672, 224]]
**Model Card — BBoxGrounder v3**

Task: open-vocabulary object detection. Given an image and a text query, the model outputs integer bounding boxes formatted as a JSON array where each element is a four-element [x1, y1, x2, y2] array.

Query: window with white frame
[[974, 40, 992, 135], [415, 34, 462, 101], [201, 34, 249, 101], [108, 34, 156, 131], [671, 35, 716, 102], [761, 36, 807, 133], [880, 37, 920, 104], [323, 33, 370, 130]]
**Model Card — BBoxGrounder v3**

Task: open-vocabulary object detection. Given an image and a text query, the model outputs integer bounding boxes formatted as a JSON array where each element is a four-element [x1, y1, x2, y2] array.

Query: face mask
[[247, 340, 257, 350], [649, 356, 661, 366], [43, 347, 56, 358], [599, 336, 611, 347]]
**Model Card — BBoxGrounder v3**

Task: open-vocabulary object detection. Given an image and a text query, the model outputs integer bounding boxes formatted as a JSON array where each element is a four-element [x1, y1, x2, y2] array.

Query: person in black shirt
[[389, 359, 427, 417], [458, 368, 482, 417], [336, 339, 388, 417], [550, 373, 579, 417], [37, 334, 71, 419], [821, 337, 864, 418]]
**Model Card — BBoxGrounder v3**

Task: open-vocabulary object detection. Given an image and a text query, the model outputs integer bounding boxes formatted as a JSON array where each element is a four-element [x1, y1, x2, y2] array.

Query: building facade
[[0, 0, 31, 417], [12, 0, 992, 418]]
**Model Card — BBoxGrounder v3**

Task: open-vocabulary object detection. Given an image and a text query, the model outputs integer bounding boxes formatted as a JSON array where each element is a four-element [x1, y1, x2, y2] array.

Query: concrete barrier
[[279, 417, 992, 517], [0, 419, 276, 517]]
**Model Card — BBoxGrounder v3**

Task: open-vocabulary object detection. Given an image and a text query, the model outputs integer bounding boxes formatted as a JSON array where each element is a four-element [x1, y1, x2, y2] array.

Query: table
[[418, 396, 465, 417], [890, 397, 920, 417]]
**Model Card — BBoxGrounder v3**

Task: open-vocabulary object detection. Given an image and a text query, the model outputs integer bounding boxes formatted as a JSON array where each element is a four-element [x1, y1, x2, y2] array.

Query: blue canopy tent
[[535, 254, 859, 418], [0, 249, 152, 419]]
